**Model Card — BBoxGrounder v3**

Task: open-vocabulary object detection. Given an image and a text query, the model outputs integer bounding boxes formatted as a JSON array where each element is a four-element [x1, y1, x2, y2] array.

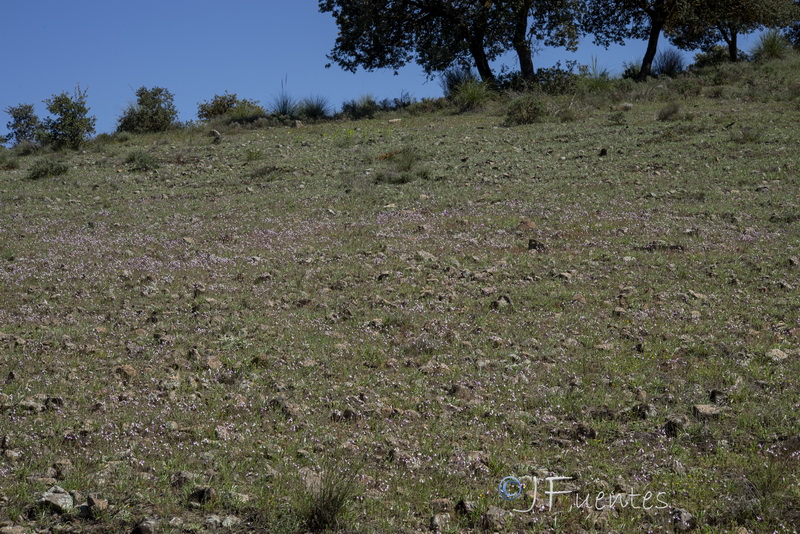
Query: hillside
[[1, 57, 799, 533]]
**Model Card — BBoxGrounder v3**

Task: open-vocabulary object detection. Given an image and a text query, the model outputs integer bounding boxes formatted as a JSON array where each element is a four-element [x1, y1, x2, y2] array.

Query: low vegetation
[[0, 54, 799, 533]]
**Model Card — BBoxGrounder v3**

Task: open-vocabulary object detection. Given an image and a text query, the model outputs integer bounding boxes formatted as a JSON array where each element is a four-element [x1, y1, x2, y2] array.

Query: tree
[[4, 104, 42, 146], [319, 0, 581, 83], [668, 0, 799, 62], [41, 86, 96, 150], [117, 86, 179, 133], [583, 0, 689, 79]]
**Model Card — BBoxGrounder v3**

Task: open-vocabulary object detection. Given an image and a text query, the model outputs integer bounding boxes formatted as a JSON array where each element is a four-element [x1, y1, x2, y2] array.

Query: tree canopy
[[318, 0, 581, 83]]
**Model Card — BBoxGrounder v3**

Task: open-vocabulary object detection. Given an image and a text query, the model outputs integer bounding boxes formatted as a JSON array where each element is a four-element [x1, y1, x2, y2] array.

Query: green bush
[[125, 151, 159, 172], [27, 157, 69, 179], [653, 49, 685, 77], [341, 94, 379, 120], [505, 94, 548, 125], [452, 79, 491, 112], [0, 150, 20, 170], [197, 93, 266, 124], [298, 96, 330, 121], [4, 104, 42, 146], [621, 60, 642, 80], [272, 77, 298, 117], [117, 86, 179, 133], [298, 461, 361, 532], [41, 86, 96, 150], [751, 30, 792, 61], [440, 67, 479, 99], [657, 102, 681, 121]]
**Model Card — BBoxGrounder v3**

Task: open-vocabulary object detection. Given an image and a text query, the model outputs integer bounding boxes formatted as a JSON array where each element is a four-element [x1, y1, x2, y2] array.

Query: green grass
[[1, 56, 799, 533]]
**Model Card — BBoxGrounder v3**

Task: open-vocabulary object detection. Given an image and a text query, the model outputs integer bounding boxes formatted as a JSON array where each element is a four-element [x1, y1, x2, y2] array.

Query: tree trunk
[[639, 21, 664, 79], [513, 0, 535, 79], [728, 31, 738, 62], [469, 38, 496, 83]]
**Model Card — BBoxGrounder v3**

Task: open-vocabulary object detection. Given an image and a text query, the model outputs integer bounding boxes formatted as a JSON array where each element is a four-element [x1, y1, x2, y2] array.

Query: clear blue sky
[[1, 1, 764, 135]]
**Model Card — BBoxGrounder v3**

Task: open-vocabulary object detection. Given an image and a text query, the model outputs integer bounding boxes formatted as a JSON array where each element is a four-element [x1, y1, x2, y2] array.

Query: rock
[[558, 271, 573, 281], [188, 486, 217, 505], [527, 238, 547, 251], [87, 494, 108, 513], [37, 486, 74, 514], [415, 250, 438, 263], [291, 120, 303, 129], [709, 389, 728, 405], [490, 295, 512, 310], [430, 513, 451, 531], [692, 404, 721, 420], [455, 499, 478, 516], [613, 307, 627, 317], [113, 365, 137, 382], [222, 516, 241, 528], [664, 415, 689, 437], [0, 526, 28, 534], [132, 519, 160, 534], [766, 348, 788, 362], [671, 507, 696, 532], [431, 498, 453, 513], [481, 506, 506, 530]]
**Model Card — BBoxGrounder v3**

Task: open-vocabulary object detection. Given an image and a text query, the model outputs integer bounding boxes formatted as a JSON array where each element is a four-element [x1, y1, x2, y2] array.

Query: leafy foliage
[[4, 104, 42, 146], [117, 86, 179, 133], [27, 157, 69, 179], [652, 48, 685, 76], [751, 29, 793, 61], [505, 93, 548, 125], [41, 86, 96, 150], [341, 94, 379, 119], [125, 151, 160, 172], [197, 92, 266, 124], [451, 79, 492, 112]]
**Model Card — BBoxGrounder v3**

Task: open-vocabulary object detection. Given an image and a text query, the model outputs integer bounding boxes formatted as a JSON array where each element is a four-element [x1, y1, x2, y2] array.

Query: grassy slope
[[1, 57, 799, 533]]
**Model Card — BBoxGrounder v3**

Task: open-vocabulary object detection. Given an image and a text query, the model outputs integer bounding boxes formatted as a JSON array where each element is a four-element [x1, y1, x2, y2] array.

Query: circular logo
[[498, 476, 523, 500]]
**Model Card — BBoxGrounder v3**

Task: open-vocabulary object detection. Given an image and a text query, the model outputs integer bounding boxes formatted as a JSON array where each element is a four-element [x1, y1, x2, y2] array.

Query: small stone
[[415, 250, 438, 263], [766, 348, 788, 362], [612, 307, 627, 317], [132, 519, 160, 534], [558, 271, 573, 281], [664, 415, 689, 437], [37, 486, 74, 514], [430, 498, 453, 513], [87, 494, 108, 512], [490, 295, 512, 310], [430, 513, 451, 531], [113, 365, 137, 381], [455, 499, 478, 516], [527, 238, 546, 251], [692, 404, 721, 420], [671, 507, 696, 532], [188, 486, 217, 505], [481, 506, 506, 531], [221, 516, 241, 528]]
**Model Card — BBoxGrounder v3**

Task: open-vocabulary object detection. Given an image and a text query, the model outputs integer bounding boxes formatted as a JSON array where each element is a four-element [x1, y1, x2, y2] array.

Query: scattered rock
[[87, 494, 108, 513], [664, 415, 689, 437], [671, 507, 696, 532], [692, 404, 721, 420], [37, 486, 74, 514], [527, 238, 546, 251], [188, 486, 217, 506], [490, 295, 512, 310], [455, 499, 478, 516], [132, 518, 160, 534], [415, 250, 438, 263], [766, 348, 788, 362], [431, 498, 453, 513], [430, 513, 451, 531], [0, 526, 27, 534], [481, 506, 506, 531], [709, 389, 728, 405], [113, 365, 137, 382]]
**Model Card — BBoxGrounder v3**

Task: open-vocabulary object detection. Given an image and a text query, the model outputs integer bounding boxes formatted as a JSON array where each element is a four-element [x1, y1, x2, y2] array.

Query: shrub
[[452, 79, 491, 112], [534, 61, 578, 94], [440, 67, 479, 99], [27, 157, 69, 179], [505, 94, 548, 125], [117, 86, 178, 133], [40, 86, 96, 150], [125, 151, 159, 172], [297, 96, 330, 121], [653, 49, 685, 77], [4, 104, 42, 146], [298, 461, 361, 532], [197, 93, 266, 124], [272, 77, 297, 117], [751, 29, 792, 61], [341, 94, 379, 120], [621, 60, 642, 80], [657, 102, 681, 121], [0, 151, 20, 170], [690, 45, 748, 69], [406, 97, 449, 115]]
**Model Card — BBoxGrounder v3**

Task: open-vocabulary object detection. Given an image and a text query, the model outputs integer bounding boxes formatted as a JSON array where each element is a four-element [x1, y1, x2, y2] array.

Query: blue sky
[[2, 1, 765, 135]]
